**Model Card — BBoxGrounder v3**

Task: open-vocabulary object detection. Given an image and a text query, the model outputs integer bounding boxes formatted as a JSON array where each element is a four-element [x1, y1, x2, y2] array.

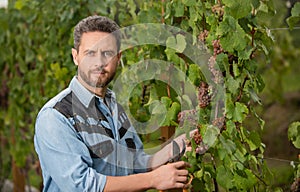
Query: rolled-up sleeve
[[34, 107, 107, 192]]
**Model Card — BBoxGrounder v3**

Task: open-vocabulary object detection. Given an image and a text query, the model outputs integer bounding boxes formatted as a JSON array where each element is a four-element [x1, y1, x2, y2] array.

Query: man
[[34, 15, 189, 192]]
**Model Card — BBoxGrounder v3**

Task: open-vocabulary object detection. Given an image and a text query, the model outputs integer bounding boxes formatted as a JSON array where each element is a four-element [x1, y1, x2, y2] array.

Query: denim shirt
[[34, 77, 150, 192]]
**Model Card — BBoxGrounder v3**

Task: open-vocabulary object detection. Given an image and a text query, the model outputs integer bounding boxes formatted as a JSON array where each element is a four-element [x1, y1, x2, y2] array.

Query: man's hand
[[149, 161, 190, 190], [174, 129, 198, 153]]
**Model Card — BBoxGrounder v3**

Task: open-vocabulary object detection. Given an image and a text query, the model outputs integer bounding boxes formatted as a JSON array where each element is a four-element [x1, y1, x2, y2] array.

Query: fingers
[[172, 161, 189, 186], [177, 175, 188, 183], [173, 174, 189, 189], [153, 161, 190, 190], [173, 161, 190, 169], [177, 169, 188, 176]]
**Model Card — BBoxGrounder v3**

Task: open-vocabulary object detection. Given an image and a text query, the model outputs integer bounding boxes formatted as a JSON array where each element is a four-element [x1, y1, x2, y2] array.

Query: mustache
[[91, 66, 108, 73]]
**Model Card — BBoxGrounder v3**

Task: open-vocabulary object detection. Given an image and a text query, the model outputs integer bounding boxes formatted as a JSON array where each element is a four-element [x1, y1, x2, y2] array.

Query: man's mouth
[[91, 70, 107, 75]]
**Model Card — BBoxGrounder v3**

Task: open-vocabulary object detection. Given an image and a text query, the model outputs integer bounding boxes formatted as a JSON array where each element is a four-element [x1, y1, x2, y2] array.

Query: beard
[[78, 68, 116, 88]]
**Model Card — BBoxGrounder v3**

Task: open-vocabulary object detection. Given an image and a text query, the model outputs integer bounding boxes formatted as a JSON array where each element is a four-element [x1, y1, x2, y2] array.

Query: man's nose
[[95, 53, 108, 68]]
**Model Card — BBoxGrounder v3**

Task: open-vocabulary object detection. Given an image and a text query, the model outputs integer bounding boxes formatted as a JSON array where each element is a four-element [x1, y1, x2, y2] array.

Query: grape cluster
[[177, 109, 198, 127], [212, 116, 226, 130], [192, 129, 203, 145], [198, 81, 211, 108], [212, 39, 224, 56], [198, 30, 209, 42], [208, 56, 224, 84], [291, 178, 300, 192]]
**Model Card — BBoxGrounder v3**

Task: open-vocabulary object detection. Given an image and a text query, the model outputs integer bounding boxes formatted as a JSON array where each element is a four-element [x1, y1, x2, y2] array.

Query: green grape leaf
[[216, 53, 228, 73], [286, 16, 300, 30], [238, 47, 253, 60], [161, 96, 172, 109], [251, 0, 260, 9], [223, 0, 252, 19], [161, 102, 181, 126], [188, 64, 201, 85], [166, 36, 177, 50], [217, 16, 248, 52], [174, 1, 185, 17], [220, 134, 236, 155], [225, 93, 235, 120], [288, 121, 300, 149], [227, 76, 240, 95], [194, 169, 203, 178], [248, 88, 262, 105], [247, 131, 262, 151], [144, 86, 159, 107], [176, 34, 187, 53], [149, 100, 165, 115], [291, 2, 300, 15], [233, 169, 257, 189], [286, 2, 300, 30], [233, 64, 240, 77], [216, 165, 234, 189], [168, 102, 181, 120], [233, 102, 249, 123], [225, 120, 237, 135], [177, 94, 194, 110], [216, 16, 236, 36], [182, 0, 197, 6], [220, 32, 247, 53], [166, 34, 187, 53], [206, 14, 218, 27], [202, 125, 220, 147]]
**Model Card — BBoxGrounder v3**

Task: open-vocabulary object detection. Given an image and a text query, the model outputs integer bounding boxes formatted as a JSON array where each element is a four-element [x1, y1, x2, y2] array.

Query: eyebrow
[[83, 49, 96, 54]]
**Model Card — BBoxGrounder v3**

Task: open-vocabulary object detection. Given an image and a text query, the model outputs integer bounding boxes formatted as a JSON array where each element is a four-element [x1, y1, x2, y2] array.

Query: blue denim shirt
[[34, 77, 150, 192]]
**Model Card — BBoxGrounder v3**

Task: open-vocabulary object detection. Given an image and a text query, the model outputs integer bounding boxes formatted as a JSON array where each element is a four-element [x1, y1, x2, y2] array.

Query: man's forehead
[[80, 32, 117, 50]]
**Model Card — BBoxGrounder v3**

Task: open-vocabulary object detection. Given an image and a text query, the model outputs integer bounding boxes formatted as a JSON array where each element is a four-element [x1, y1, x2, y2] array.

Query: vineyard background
[[0, 0, 299, 191]]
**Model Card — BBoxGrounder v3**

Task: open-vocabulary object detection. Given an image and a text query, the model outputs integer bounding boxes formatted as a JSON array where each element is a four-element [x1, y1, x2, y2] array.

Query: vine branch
[[236, 76, 249, 102]]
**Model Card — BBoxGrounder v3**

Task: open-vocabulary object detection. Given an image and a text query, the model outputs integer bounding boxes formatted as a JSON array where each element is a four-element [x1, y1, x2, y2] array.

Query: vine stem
[[232, 153, 268, 186], [236, 76, 249, 102], [251, 27, 256, 47], [161, 0, 165, 24], [211, 156, 219, 192], [167, 65, 172, 98]]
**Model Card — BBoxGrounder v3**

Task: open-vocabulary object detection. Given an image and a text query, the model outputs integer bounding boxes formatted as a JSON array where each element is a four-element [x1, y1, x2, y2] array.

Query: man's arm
[[148, 130, 196, 170], [35, 108, 191, 191], [104, 161, 189, 192]]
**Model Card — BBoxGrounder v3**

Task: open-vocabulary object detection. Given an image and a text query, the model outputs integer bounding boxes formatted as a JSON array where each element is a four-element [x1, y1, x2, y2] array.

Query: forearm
[[104, 161, 189, 192], [148, 143, 172, 170], [104, 172, 153, 192], [148, 132, 190, 170]]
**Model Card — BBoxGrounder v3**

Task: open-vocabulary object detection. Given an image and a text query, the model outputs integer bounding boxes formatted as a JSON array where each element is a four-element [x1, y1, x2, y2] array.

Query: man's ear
[[117, 52, 122, 65], [72, 48, 79, 66]]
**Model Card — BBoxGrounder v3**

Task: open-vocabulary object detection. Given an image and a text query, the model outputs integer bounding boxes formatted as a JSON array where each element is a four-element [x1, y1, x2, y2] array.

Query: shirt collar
[[69, 76, 116, 108]]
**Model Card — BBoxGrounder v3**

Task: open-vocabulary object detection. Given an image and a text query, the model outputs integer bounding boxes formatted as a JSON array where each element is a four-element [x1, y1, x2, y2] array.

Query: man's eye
[[103, 51, 114, 58], [87, 51, 96, 56]]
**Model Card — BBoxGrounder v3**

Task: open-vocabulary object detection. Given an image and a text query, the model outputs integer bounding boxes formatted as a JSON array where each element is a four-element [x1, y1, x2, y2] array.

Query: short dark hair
[[73, 15, 120, 51]]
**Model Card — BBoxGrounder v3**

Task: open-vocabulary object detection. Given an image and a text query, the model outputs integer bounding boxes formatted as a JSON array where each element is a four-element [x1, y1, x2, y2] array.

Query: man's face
[[72, 31, 120, 89]]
